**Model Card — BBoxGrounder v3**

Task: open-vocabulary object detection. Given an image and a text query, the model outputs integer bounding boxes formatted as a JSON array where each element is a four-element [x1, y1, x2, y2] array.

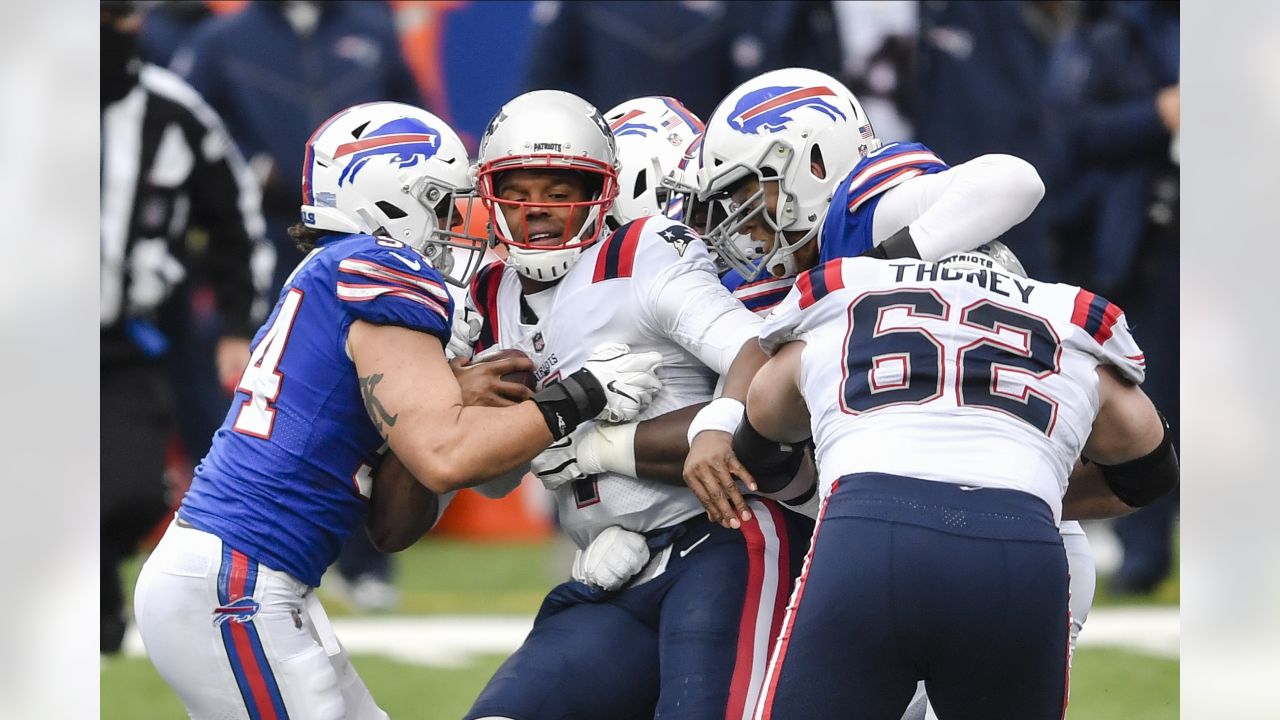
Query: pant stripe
[[754, 480, 838, 720], [725, 499, 790, 720], [1061, 606, 1073, 720], [218, 545, 289, 720]]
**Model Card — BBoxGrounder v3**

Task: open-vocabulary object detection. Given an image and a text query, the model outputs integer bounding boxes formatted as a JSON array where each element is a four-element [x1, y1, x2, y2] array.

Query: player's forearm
[[366, 451, 443, 552], [720, 338, 769, 402], [910, 154, 1044, 260], [633, 402, 707, 485], [393, 402, 554, 493], [1061, 460, 1138, 521]]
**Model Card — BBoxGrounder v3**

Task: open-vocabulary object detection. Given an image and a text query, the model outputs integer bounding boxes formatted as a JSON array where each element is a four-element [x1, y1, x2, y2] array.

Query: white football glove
[[582, 343, 664, 423], [531, 427, 590, 491], [533, 421, 641, 491], [445, 304, 482, 361], [571, 525, 651, 592]]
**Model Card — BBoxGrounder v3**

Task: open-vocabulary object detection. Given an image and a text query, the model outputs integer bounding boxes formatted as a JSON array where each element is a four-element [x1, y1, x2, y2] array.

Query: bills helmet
[[604, 96, 705, 226], [300, 102, 486, 287], [698, 68, 880, 279]]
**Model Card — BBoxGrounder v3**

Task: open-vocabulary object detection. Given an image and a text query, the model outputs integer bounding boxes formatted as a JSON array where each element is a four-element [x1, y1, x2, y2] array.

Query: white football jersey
[[760, 256, 1146, 523], [469, 216, 762, 547]]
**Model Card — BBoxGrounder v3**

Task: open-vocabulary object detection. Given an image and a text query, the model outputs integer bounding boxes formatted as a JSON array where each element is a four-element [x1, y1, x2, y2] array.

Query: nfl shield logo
[[533, 332, 545, 353]]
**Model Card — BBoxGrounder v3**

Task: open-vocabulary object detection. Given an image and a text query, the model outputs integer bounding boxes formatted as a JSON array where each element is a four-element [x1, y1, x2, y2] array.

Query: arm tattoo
[[359, 373, 398, 436]]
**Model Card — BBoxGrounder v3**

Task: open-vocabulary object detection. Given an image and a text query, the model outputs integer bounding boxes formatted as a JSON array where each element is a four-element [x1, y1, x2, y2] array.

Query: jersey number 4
[[841, 289, 1061, 435], [233, 289, 303, 439]]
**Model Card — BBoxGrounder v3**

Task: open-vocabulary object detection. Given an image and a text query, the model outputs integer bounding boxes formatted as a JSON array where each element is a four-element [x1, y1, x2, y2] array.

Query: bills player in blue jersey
[[132, 102, 665, 720]]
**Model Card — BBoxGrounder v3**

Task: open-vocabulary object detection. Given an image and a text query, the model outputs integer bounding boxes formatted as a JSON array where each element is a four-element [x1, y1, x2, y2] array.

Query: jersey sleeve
[[759, 283, 805, 356], [872, 153, 1045, 261], [844, 142, 949, 215], [760, 257, 871, 354], [631, 217, 763, 375], [335, 242, 453, 343], [468, 258, 507, 353], [1067, 288, 1146, 384]]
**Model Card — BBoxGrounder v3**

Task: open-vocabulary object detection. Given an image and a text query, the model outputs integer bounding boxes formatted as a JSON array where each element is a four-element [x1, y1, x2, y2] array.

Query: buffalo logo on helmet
[[609, 109, 658, 139], [727, 85, 846, 135], [335, 117, 442, 187], [211, 596, 261, 627]]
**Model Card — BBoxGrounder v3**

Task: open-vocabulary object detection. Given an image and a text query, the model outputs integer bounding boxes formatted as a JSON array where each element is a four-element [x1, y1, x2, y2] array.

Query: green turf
[[102, 647, 1176, 719], [108, 535, 1180, 717], [321, 538, 562, 616], [1068, 648, 1179, 719]]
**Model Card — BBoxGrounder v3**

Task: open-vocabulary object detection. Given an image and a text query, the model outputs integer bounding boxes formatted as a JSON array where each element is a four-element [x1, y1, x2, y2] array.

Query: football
[[473, 347, 537, 390]]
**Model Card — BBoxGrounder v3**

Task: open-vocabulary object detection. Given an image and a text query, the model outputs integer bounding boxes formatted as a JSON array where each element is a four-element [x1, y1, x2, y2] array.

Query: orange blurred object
[[430, 474, 553, 541]]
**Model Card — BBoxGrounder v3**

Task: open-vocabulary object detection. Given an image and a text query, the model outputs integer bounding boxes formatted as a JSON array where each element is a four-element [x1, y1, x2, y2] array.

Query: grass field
[[103, 537, 1179, 718]]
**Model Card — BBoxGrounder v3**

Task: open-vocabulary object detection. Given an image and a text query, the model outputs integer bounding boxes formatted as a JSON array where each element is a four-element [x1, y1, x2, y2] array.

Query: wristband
[[534, 368, 606, 440], [686, 397, 745, 446], [863, 226, 921, 260], [577, 422, 638, 477]]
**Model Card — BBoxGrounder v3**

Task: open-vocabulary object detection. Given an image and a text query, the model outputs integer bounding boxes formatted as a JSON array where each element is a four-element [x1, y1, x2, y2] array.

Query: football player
[[740, 242, 1176, 718], [461, 90, 812, 720], [132, 102, 664, 720], [688, 69, 1115, 717]]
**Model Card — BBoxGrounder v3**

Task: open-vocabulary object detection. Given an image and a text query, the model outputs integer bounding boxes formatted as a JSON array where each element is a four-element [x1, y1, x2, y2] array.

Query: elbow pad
[[533, 369, 607, 440], [731, 415, 807, 497], [1095, 415, 1179, 508], [862, 226, 922, 260]]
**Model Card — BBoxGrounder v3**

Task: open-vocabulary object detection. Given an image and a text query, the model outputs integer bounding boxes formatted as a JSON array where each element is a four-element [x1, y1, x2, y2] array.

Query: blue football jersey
[[818, 142, 948, 261], [179, 233, 453, 587]]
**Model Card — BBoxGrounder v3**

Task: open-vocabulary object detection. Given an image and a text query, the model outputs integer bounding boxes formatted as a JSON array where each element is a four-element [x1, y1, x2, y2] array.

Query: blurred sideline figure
[[133, 101, 664, 719], [1044, 0, 1180, 597], [524, 0, 843, 119], [101, 0, 267, 655]]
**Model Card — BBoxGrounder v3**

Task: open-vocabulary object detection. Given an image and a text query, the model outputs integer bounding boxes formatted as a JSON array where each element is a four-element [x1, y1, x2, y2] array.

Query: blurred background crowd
[[101, 0, 1178, 656]]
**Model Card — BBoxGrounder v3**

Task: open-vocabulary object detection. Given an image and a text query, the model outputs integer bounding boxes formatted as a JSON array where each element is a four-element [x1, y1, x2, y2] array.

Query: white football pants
[[134, 520, 388, 720]]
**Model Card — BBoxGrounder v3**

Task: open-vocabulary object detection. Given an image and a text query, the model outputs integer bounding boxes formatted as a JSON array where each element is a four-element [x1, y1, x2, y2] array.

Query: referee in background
[[101, 1, 270, 655]]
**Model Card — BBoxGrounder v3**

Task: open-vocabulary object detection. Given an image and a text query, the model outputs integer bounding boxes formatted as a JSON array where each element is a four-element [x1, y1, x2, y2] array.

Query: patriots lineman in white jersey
[[132, 102, 664, 720], [738, 242, 1176, 718], [461, 90, 814, 720]]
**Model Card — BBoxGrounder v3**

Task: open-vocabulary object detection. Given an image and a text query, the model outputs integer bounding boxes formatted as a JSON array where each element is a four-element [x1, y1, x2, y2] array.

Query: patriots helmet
[[300, 101, 485, 287], [939, 240, 1028, 278], [698, 68, 880, 279], [604, 96, 705, 226], [475, 90, 620, 282]]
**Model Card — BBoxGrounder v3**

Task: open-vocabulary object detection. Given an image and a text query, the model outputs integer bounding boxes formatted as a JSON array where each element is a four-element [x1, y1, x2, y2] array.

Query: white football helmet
[[939, 240, 1028, 278], [697, 68, 880, 280], [662, 133, 704, 227], [604, 96, 704, 226], [301, 101, 486, 287], [475, 90, 620, 282]]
